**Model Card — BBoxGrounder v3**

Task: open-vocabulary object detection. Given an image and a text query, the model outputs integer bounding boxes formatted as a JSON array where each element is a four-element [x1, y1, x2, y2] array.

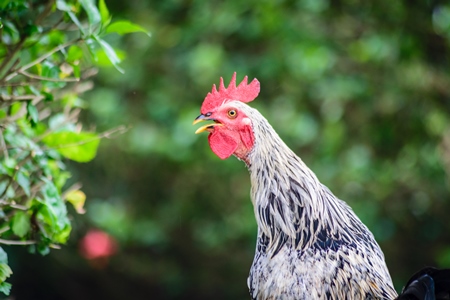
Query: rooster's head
[[193, 73, 260, 161]]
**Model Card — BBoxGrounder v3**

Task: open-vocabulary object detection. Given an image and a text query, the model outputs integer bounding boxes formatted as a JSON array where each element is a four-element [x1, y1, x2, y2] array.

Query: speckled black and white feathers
[[229, 101, 398, 300]]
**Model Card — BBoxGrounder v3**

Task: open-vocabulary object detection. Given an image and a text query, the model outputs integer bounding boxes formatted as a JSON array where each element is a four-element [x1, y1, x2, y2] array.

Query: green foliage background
[[5, 0, 450, 299]]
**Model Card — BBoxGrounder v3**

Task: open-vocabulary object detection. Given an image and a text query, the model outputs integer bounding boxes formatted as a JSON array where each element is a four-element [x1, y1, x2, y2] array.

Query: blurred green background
[[6, 0, 450, 299]]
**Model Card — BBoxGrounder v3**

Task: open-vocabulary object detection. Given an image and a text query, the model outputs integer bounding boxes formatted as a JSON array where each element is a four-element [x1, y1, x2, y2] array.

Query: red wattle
[[208, 131, 238, 160]]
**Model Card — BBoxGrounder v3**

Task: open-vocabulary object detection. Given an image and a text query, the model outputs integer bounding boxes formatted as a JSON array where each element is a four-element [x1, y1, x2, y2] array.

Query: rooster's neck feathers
[[244, 103, 357, 254]]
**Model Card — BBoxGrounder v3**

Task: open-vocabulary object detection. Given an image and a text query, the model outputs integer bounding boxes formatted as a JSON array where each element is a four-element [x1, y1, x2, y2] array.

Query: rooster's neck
[[243, 107, 362, 256], [246, 111, 321, 210]]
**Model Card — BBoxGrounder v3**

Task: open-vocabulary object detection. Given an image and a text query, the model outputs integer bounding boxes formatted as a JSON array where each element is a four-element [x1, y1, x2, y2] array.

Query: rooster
[[193, 73, 450, 300]]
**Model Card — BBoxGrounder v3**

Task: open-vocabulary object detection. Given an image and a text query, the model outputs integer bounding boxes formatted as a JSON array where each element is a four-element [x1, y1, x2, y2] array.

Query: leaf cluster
[[0, 0, 148, 295]]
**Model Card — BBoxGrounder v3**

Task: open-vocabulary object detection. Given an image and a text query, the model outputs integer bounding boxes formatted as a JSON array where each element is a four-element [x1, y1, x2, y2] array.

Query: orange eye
[[228, 109, 237, 118]]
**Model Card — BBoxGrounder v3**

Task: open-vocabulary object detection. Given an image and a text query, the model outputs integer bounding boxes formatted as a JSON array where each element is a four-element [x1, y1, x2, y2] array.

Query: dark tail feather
[[396, 267, 450, 300]]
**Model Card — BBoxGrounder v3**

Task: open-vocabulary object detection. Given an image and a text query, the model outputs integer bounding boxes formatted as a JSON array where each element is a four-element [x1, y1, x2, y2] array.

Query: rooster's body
[[193, 73, 450, 300]]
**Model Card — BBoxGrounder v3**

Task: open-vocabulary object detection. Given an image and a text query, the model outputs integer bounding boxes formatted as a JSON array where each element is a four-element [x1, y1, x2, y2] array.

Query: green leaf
[[85, 37, 98, 61], [2, 158, 16, 176], [47, 30, 66, 47], [3, 157, 16, 170], [95, 48, 126, 67], [0, 264, 12, 283], [41, 91, 54, 102], [98, 0, 110, 26], [41, 61, 65, 89], [106, 20, 151, 37], [0, 248, 8, 264], [56, 0, 86, 35], [0, 0, 9, 9], [37, 244, 50, 256], [79, 0, 101, 27], [16, 170, 30, 196], [24, 24, 42, 36], [35, 178, 71, 243], [72, 63, 80, 78], [42, 131, 100, 163], [10, 102, 21, 115], [1, 20, 19, 44], [94, 36, 124, 73], [0, 282, 11, 296], [66, 45, 83, 63], [11, 211, 30, 237], [26, 102, 39, 125], [66, 190, 86, 214]]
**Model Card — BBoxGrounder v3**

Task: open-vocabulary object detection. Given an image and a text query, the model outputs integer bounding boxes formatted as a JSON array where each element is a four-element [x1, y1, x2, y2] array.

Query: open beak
[[193, 114, 223, 134]]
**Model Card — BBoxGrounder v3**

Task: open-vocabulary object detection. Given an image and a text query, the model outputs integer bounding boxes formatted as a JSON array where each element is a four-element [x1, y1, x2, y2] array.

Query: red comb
[[200, 72, 260, 114]]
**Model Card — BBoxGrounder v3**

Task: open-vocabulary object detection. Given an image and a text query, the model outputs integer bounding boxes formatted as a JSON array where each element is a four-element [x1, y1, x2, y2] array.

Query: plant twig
[[0, 200, 28, 211], [0, 226, 10, 235], [19, 70, 80, 82], [0, 238, 37, 245], [0, 80, 40, 87]]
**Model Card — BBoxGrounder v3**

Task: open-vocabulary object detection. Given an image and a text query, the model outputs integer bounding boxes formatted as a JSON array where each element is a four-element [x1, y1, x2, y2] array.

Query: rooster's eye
[[228, 109, 237, 118]]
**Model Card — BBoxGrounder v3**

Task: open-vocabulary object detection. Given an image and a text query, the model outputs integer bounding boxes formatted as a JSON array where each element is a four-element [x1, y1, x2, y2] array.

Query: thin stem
[[0, 238, 36, 245], [0, 226, 10, 235], [0, 94, 45, 102], [0, 80, 40, 87], [19, 70, 80, 82], [0, 200, 28, 211]]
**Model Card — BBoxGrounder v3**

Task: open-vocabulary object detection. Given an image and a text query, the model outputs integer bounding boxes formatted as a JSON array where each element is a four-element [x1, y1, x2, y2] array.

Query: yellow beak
[[192, 118, 205, 125], [195, 124, 214, 134], [193, 114, 222, 134]]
